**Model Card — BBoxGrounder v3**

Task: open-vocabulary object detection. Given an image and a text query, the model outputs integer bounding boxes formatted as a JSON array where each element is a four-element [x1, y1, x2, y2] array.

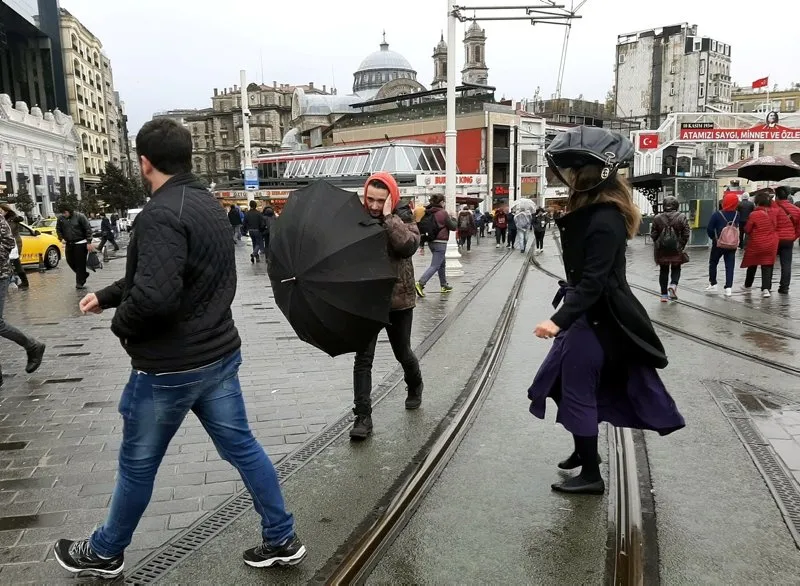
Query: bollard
[[38, 253, 45, 273]]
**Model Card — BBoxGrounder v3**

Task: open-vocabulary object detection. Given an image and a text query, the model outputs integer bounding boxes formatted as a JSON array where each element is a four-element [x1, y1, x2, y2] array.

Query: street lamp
[[444, 2, 579, 273]]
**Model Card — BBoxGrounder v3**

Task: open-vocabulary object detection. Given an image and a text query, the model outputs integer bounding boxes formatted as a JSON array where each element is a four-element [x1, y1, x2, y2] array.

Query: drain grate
[[43, 378, 83, 384], [705, 380, 800, 548], [126, 251, 514, 583]]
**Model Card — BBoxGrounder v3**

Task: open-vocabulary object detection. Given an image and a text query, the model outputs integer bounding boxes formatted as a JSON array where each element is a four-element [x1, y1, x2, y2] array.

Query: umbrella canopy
[[737, 155, 800, 182], [511, 198, 537, 213], [267, 181, 396, 357]]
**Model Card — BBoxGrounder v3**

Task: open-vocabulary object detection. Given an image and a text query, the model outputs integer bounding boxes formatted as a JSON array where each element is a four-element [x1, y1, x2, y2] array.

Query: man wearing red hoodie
[[775, 186, 800, 294], [351, 173, 424, 440]]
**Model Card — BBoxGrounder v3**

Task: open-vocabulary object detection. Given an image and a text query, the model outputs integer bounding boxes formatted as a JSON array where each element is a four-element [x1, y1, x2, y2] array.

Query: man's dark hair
[[136, 118, 193, 175], [754, 192, 771, 207], [429, 194, 445, 206], [776, 186, 791, 200], [249, 200, 258, 209], [367, 179, 389, 192], [100, 212, 106, 217], [59, 203, 74, 214]]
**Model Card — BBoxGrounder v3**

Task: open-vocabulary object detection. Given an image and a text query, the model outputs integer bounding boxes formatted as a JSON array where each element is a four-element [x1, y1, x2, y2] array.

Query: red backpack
[[495, 214, 507, 229]]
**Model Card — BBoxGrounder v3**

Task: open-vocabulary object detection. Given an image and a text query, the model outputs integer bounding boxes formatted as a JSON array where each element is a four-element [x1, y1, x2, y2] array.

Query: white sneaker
[[495, 244, 500, 249], [762, 289, 771, 298], [724, 287, 732, 297], [705, 284, 718, 292]]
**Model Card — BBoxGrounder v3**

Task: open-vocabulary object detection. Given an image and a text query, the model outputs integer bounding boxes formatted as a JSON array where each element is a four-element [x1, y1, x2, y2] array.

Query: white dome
[[357, 47, 414, 73]]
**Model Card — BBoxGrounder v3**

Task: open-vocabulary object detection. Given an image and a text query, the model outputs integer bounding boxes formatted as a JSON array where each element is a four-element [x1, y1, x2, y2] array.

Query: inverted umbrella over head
[[267, 181, 396, 357], [737, 155, 800, 182]]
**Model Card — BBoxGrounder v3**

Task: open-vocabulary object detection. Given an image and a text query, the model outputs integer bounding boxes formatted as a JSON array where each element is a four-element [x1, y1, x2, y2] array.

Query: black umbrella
[[737, 155, 800, 182], [267, 181, 396, 357]]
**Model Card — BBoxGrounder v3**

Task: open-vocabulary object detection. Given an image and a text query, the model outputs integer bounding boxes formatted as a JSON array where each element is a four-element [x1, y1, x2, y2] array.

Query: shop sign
[[415, 174, 487, 187], [493, 185, 509, 196]]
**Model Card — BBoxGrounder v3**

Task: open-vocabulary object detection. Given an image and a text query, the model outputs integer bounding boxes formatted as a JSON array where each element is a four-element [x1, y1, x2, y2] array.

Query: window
[[699, 86, 705, 98], [71, 34, 78, 49], [618, 53, 625, 64], [694, 41, 701, 51], [787, 100, 796, 111], [700, 59, 706, 75]]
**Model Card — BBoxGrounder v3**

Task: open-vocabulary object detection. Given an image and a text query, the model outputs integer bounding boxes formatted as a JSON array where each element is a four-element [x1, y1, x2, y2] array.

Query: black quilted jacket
[[95, 173, 241, 373]]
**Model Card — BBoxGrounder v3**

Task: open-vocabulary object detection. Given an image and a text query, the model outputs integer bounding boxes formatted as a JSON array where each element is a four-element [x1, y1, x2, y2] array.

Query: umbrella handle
[[281, 277, 296, 283]]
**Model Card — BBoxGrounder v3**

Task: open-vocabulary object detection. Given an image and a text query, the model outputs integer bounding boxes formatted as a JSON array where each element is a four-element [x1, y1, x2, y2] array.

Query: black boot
[[558, 435, 602, 470], [552, 434, 604, 495], [405, 381, 424, 410], [349, 409, 373, 440], [25, 342, 46, 374]]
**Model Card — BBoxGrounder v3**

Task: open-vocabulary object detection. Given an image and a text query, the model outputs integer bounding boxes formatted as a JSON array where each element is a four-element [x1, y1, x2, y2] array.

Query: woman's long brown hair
[[561, 165, 641, 238]]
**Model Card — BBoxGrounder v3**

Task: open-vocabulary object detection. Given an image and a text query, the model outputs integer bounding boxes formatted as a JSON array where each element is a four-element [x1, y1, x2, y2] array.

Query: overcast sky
[[60, 0, 799, 135]]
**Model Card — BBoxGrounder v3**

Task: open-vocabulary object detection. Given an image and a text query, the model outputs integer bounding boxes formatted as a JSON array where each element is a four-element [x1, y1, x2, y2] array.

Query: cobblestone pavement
[[0, 235, 508, 583]]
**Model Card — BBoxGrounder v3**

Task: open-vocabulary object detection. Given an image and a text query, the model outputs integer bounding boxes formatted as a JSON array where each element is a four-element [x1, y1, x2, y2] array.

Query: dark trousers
[[709, 246, 735, 288], [508, 229, 517, 248], [11, 258, 28, 287], [353, 308, 421, 415], [249, 230, 265, 256], [495, 228, 507, 244], [65, 242, 89, 286], [658, 264, 681, 295], [99, 233, 119, 252], [778, 241, 793, 292], [479, 225, 486, 237], [744, 265, 774, 290], [739, 230, 748, 250], [458, 233, 472, 251], [534, 230, 545, 250]]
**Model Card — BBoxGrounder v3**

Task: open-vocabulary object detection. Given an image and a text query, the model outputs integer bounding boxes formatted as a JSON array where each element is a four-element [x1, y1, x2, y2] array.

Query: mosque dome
[[353, 34, 417, 96]]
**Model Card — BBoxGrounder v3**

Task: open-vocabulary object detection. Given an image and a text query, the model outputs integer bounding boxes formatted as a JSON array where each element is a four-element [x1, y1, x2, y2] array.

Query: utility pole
[[240, 70, 256, 203]]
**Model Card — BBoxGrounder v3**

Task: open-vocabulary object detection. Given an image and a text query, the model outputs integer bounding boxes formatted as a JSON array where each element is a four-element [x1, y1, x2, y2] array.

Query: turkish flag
[[639, 134, 659, 150], [752, 77, 769, 89]]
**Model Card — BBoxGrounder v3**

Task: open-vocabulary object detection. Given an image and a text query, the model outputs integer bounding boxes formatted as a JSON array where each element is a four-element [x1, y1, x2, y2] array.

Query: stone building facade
[[0, 93, 81, 218], [59, 8, 125, 191]]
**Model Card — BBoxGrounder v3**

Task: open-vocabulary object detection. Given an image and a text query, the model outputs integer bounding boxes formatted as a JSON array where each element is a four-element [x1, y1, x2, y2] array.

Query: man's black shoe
[[349, 413, 373, 440], [76, 283, 87, 290], [53, 538, 124, 578], [250, 254, 255, 264], [778, 288, 789, 295], [242, 534, 307, 568], [405, 382, 424, 410], [25, 343, 45, 374], [551, 475, 605, 495]]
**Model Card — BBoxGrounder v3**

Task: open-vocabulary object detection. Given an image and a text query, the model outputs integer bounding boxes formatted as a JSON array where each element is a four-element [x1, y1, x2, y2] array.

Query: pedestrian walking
[[527, 126, 684, 495], [473, 207, 484, 243], [482, 211, 492, 237], [533, 208, 548, 255], [245, 200, 267, 263], [351, 173, 423, 440], [457, 205, 475, 251], [741, 191, 779, 297], [1, 204, 29, 289], [514, 207, 532, 253], [774, 186, 800, 294], [493, 208, 508, 247], [507, 210, 518, 249], [737, 194, 755, 249], [56, 203, 94, 290], [705, 191, 740, 297], [98, 212, 120, 253], [0, 214, 46, 387], [53, 118, 305, 580], [110, 212, 120, 238], [650, 196, 690, 301], [415, 194, 457, 296], [262, 204, 276, 251], [228, 204, 243, 242]]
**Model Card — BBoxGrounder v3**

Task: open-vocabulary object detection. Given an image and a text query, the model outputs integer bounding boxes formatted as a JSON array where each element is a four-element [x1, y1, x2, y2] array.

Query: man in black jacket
[[56, 204, 94, 289], [244, 199, 267, 263], [737, 194, 755, 249], [53, 118, 305, 580], [97, 212, 119, 252]]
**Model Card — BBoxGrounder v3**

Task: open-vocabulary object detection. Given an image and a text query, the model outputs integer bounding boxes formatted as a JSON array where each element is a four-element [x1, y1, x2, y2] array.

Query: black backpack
[[418, 209, 441, 243], [657, 220, 679, 253]]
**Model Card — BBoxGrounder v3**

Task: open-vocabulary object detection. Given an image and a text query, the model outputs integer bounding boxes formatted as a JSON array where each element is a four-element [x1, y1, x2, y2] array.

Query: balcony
[[712, 73, 731, 82]]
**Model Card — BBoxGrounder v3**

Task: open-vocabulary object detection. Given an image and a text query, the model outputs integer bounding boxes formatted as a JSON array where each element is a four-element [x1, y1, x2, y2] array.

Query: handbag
[[87, 250, 102, 271]]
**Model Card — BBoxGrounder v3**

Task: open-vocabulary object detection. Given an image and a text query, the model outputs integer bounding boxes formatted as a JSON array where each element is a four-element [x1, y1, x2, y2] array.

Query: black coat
[[552, 202, 668, 369], [95, 173, 241, 373]]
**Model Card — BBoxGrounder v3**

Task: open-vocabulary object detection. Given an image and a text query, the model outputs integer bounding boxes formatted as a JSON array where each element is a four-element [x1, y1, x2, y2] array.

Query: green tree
[[55, 182, 80, 214], [99, 162, 133, 212], [14, 181, 35, 219], [78, 190, 103, 216]]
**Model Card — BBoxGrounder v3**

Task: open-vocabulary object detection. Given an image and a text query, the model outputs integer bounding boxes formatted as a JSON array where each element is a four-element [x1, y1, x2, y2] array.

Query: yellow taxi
[[31, 216, 58, 236], [18, 223, 64, 269]]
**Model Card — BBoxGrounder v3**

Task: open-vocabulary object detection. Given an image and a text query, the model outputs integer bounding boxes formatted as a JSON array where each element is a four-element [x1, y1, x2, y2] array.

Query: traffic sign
[[243, 168, 258, 191]]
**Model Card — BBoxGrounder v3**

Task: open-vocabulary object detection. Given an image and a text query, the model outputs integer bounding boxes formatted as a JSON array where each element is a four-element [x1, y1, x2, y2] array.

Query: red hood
[[364, 172, 400, 212], [721, 191, 739, 212]]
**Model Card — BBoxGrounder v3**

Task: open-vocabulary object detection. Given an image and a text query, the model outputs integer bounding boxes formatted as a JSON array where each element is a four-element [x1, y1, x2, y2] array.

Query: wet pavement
[[0, 236, 508, 583]]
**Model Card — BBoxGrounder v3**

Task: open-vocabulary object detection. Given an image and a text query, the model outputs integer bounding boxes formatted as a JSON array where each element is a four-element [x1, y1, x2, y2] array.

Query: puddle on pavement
[[741, 330, 793, 355]]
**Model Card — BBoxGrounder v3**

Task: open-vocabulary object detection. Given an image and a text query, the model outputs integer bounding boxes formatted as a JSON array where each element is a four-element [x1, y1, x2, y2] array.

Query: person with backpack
[[456, 205, 476, 251], [493, 208, 508, 248], [56, 203, 95, 290], [414, 194, 457, 296], [705, 191, 740, 297], [514, 206, 532, 253], [742, 191, 779, 298], [533, 208, 548, 255], [650, 196, 690, 301], [507, 210, 517, 249], [774, 186, 800, 294]]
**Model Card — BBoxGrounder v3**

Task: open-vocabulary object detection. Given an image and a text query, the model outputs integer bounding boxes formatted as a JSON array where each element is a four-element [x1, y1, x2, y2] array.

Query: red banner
[[678, 124, 800, 142], [639, 133, 659, 149], [752, 76, 769, 89]]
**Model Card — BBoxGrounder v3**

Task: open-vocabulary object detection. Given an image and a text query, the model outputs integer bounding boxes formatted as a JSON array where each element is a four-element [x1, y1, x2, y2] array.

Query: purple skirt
[[528, 315, 685, 437]]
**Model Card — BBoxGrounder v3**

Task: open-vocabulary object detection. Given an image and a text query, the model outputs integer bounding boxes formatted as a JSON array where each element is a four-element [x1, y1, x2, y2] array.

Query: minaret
[[461, 21, 488, 86], [431, 32, 447, 90]]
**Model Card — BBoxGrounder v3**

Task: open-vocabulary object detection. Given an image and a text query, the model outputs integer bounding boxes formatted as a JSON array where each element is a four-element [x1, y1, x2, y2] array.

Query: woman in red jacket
[[742, 192, 779, 297], [774, 186, 800, 294]]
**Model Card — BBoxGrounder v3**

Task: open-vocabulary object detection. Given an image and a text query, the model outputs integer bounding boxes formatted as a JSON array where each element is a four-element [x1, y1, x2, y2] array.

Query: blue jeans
[[249, 230, 265, 256], [419, 241, 447, 287], [709, 245, 735, 288], [517, 229, 528, 252], [90, 350, 295, 557]]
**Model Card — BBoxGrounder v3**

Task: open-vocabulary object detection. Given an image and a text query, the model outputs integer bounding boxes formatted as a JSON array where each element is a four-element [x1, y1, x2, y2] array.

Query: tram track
[[319, 253, 646, 586]]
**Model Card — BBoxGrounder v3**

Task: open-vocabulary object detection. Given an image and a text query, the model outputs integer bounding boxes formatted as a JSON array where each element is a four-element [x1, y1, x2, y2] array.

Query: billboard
[[678, 113, 800, 142]]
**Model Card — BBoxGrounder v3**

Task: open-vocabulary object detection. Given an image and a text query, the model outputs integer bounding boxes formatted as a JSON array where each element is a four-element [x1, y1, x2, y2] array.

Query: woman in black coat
[[527, 126, 685, 495]]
